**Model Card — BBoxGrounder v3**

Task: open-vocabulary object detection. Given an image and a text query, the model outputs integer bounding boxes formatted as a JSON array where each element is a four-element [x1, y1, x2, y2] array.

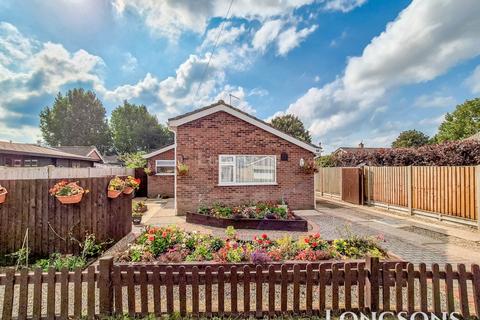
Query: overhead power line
[[194, 0, 235, 98]]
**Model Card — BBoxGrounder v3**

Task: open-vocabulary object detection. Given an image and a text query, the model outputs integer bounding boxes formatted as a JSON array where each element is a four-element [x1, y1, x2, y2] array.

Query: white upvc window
[[219, 155, 276, 186], [156, 160, 175, 175]]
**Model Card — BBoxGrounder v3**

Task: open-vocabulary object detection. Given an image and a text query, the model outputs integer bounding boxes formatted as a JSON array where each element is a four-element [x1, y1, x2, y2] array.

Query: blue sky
[[1, 0, 480, 152]]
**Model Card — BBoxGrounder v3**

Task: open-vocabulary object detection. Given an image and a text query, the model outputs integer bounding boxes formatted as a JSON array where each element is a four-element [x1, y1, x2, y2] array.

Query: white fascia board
[[168, 104, 320, 154]]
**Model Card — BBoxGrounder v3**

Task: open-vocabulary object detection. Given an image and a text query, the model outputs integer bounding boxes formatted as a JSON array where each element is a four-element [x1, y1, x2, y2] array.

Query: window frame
[[155, 159, 176, 176], [218, 154, 277, 186]]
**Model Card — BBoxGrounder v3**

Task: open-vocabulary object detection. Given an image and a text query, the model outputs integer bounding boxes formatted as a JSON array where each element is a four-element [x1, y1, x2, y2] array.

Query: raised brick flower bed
[[186, 211, 309, 231]]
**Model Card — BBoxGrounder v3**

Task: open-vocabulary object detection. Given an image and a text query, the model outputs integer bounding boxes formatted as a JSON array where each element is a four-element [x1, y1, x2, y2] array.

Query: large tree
[[110, 101, 173, 154], [39, 89, 112, 153], [269, 114, 312, 143], [435, 98, 480, 142], [392, 129, 430, 148]]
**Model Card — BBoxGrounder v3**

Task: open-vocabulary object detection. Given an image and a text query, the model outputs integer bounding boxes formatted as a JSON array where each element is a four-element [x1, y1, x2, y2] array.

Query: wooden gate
[[341, 167, 363, 205], [135, 168, 148, 197]]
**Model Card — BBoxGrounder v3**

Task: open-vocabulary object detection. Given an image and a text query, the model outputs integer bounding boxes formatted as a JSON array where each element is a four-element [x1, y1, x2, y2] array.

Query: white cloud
[[113, 0, 315, 41], [287, 0, 480, 150], [252, 19, 284, 53], [200, 22, 246, 50], [314, 75, 320, 82], [121, 52, 138, 73], [323, 0, 367, 12], [277, 24, 317, 56], [413, 93, 456, 108], [466, 65, 480, 94], [249, 87, 269, 97]]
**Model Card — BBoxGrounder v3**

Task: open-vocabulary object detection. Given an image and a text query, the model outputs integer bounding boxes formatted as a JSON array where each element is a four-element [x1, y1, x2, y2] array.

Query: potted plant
[[133, 201, 148, 213], [132, 211, 143, 225], [0, 185, 7, 204], [300, 159, 318, 174], [123, 176, 141, 195], [144, 167, 154, 176], [177, 163, 189, 176], [49, 181, 87, 204], [108, 176, 125, 198]]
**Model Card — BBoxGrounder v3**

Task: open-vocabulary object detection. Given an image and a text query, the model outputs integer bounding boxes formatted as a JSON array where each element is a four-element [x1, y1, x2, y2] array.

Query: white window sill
[[218, 182, 278, 187], [155, 173, 175, 176]]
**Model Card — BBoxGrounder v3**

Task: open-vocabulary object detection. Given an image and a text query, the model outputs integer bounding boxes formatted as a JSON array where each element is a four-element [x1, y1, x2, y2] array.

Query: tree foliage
[[118, 152, 147, 168], [435, 98, 480, 142], [39, 89, 112, 153], [110, 101, 173, 154], [316, 155, 334, 167], [391, 129, 429, 148], [269, 114, 312, 143], [332, 140, 480, 167]]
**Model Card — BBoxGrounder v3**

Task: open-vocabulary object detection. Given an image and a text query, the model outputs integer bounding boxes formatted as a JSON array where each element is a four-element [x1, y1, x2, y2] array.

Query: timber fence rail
[[1, 257, 480, 319]]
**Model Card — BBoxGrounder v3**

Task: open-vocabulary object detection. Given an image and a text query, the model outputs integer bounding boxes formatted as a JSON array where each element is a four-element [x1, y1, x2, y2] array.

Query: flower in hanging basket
[[123, 176, 141, 194], [177, 163, 189, 176], [0, 185, 7, 204], [49, 180, 87, 204], [300, 159, 318, 174], [108, 176, 125, 198]]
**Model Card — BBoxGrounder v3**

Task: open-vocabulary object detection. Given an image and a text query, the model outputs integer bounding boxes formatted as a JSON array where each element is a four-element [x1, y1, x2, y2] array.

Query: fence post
[[98, 257, 114, 316], [365, 256, 380, 312], [366, 166, 370, 205], [407, 166, 413, 215], [476, 166, 480, 229]]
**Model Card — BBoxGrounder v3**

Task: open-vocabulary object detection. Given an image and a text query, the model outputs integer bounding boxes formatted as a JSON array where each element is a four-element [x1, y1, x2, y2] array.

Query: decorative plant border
[[186, 211, 309, 231]]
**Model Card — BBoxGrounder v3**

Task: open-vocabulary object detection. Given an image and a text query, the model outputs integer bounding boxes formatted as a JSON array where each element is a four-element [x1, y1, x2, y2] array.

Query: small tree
[[269, 114, 312, 143], [316, 155, 334, 167], [118, 152, 147, 169], [435, 98, 480, 142], [392, 129, 430, 148]]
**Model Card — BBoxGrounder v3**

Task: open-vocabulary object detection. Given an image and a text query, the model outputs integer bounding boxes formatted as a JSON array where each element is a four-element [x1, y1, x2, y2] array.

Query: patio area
[[139, 197, 480, 265]]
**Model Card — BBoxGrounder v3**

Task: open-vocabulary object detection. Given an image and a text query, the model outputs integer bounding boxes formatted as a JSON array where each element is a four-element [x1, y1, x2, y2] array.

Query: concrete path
[[140, 198, 480, 265]]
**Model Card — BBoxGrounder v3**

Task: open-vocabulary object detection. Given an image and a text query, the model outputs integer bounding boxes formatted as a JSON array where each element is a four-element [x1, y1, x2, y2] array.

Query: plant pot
[[123, 186, 134, 195], [108, 189, 122, 199], [132, 215, 142, 225], [0, 190, 8, 204], [56, 193, 83, 204]]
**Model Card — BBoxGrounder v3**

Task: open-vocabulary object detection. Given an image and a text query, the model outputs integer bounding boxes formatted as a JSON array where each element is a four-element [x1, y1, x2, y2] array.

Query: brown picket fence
[[1, 257, 480, 319], [0, 176, 132, 256]]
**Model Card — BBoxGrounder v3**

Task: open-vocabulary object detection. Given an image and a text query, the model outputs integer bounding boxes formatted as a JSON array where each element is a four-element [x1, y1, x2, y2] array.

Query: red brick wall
[[146, 148, 175, 198], [175, 111, 315, 214]]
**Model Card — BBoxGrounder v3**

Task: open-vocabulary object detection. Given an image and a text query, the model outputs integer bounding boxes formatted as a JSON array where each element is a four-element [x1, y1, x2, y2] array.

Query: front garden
[[115, 225, 387, 263]]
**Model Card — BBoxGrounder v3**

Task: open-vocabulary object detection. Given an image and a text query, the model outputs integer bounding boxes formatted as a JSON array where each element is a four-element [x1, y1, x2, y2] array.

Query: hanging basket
[[0, 189, 7, 204], [55, 193, 83, 204], [108, 189, 122, 199], [123, 186, 134, 195]]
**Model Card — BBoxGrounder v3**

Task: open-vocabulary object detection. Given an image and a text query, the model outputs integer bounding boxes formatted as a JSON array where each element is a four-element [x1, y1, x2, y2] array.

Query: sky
[[1, 0, 480, 153]]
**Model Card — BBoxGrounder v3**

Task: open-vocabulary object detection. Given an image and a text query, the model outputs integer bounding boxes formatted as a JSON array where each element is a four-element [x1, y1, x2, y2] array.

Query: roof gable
[[168, 101, 320, 154], [143, 144, 176, 159]]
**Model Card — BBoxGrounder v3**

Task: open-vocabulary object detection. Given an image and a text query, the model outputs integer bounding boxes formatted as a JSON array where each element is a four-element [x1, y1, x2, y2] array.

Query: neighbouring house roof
[[103, 155, 122, 164], [143, 144, 176, 159], [168, 100, 321, 154], [333, 147, 389, 155], [55, 145, 104, 162], [0, 141, 98, 162], [464, 132, 480, 141]]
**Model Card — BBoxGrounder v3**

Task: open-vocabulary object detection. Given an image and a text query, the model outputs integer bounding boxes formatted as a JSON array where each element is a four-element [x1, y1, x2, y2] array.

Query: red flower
[[304, 238, 310, 244], [261, 233, 268, 239], [147, 235, 155, 241], [311, 242, 318, 248], [314, 233, 320, 239], [162, 231, 168, 238]]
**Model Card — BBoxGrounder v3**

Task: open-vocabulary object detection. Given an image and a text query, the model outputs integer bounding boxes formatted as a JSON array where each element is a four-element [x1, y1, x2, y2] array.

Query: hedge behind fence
[[332, 140, 480, 167]]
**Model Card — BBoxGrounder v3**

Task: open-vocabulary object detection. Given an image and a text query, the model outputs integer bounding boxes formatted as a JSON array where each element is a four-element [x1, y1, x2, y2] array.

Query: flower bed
[[187, 201, 308, 231], [115, 226, 387, 264]]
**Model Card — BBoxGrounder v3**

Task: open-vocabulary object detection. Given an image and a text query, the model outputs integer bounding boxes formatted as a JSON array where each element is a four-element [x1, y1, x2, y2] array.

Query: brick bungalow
[[145, 100, 321, 214], [143, 144, 175, 198]]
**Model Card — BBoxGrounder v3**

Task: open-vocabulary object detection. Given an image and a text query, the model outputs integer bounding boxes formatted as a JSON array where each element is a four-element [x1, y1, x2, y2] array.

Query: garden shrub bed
[[186, 211, 308, 231], [115, 226, 388, 264]]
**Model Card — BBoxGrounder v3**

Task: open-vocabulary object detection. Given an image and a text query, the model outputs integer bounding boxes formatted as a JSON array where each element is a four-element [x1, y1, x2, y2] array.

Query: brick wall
[[146, 148, 175, 198], [175, 111, 315, 214]]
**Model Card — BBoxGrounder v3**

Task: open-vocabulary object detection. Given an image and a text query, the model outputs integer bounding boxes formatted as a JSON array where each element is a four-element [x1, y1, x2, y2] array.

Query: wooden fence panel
[[1, 258, 480, 319], [0, 177, 132, 255], [366, 166, 408, 208], [315, 167, 342, 197]]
